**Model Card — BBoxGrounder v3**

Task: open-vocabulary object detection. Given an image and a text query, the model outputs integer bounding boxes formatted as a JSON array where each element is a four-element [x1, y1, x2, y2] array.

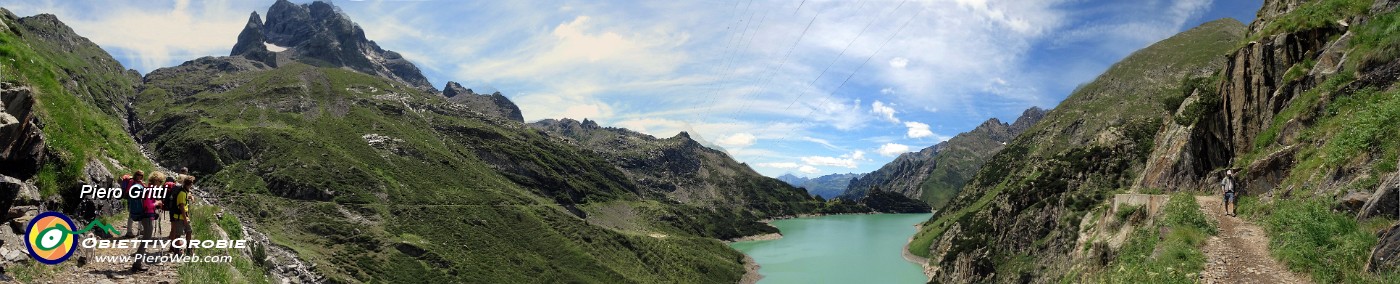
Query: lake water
[[729, 213, 933, 284]]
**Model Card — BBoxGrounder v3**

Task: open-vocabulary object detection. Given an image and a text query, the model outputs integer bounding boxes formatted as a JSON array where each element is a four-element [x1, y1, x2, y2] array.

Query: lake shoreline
[[901, 224, 935, 281], [740, 254, 763, 284]]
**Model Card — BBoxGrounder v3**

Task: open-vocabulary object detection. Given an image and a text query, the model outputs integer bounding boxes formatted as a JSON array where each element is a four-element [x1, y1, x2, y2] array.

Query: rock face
[[230, 11, 277, 67], [442, 82, 525, 122], [0, 83, 45, 179], [1358, 171, 1399, 220], [232, 0, 433, 91], [1369, 222, 1400, 272], [843, 107, 1046, 209]]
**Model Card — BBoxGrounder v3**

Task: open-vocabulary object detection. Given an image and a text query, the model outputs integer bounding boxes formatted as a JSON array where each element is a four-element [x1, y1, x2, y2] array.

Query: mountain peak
[[233, 0, 434, 92], [443, 81, 524, 122], [442, 81, 474, 98]]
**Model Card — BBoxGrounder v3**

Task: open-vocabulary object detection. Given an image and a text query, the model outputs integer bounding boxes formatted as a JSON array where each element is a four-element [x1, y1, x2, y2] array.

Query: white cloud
[[2, 0, 255, 73], [802, 156, 857, 168], [798, 165, 821, 174], [716, 133, 757, 147], [905, 121, 934, 139], [871, 100, 900, 123], [463, 15, 688, 81], [757, 162, 800, 169], [800, 150, 866, 169], [888, 57, 909, 69], [799, 136, 842, 150], [877, 143, 912, 157]]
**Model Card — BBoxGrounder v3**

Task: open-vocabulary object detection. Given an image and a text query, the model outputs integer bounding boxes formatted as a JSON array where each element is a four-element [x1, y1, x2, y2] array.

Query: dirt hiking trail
[[1194, 195, 1310, 284]]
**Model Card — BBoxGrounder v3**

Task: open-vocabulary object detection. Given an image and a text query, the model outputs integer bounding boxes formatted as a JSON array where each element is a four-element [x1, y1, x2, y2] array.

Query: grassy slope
[[906, 18, 1245, 280], [133, 62, 752, 283], [0, 11, 152, 197], [1, 10, 266, 282], [1226, 1, 1400, 282], [1087, 194, 1215, 283]]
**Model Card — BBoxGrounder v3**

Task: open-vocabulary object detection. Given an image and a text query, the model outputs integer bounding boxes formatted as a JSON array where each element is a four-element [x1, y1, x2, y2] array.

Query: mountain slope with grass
[[907, 18, 1247, 283], [914, 0, 1400, 282], [126, 2, 818, 281], [3, 1, 830, 282], [0, 8, 272, 283]]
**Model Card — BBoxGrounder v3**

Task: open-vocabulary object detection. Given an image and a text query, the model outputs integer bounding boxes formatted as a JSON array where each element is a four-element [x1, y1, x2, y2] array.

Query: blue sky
[[1, 0, 1262, 178]]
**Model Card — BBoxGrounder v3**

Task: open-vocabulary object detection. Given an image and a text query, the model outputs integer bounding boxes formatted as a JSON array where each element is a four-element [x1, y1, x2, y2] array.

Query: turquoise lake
[[729, 213, 933, 283]]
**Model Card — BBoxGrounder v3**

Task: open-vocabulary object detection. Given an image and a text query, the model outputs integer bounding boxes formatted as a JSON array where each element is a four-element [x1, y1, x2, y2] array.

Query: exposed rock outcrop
[[231, 11, 277, 67], [0, 83, 45, 179], [443, 81, 525, 122], [1368, 222, 1400, 272], [1358, 171, 1399, 220], [233, 0, 433, 91]]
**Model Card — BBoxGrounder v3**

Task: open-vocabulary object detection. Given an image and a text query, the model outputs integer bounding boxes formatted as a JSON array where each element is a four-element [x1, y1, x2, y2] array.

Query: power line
[[687, 0, 756, 123], [781, 3, 926, 141], [724, 3, 829, 119], [783, 0, 905, 112]]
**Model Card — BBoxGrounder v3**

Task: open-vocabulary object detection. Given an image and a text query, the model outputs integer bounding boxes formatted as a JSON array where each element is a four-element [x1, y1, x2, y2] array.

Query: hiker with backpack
[[1222, 169, 1237, 217], [120, 171, 142, 239], [166, 175, 194, 255], [130, 171, 165, 272]]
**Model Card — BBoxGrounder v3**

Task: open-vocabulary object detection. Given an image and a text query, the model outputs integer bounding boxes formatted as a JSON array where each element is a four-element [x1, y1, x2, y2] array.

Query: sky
[[0, 0, 1263, 178]]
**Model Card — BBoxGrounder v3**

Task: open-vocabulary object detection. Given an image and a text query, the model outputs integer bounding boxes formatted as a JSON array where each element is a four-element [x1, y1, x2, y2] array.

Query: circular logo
[[24, 211, 77, 265]]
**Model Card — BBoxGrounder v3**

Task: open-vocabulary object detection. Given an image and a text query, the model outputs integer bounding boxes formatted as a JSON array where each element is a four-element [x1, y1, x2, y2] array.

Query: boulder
[[1337, 191, 1371, 214], [1358, 171, 1400, 220], [1, 175, 40, 223]]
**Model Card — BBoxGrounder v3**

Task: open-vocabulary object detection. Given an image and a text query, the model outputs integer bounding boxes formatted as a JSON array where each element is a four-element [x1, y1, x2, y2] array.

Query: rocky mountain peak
[[443, 81, 523, 122], [232, 0, 434, 92], [1010, 106, 1049, 134], [442, 81, 474, 98]]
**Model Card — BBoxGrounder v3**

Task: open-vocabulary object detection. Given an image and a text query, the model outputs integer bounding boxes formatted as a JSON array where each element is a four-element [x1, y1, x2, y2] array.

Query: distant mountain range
[[777, 172, 864, 199]]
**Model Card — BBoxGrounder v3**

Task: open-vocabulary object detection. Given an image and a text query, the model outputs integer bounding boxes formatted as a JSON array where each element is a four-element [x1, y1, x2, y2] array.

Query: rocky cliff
[[232, 0, 434, 92], [843, 107, 1046, 209]]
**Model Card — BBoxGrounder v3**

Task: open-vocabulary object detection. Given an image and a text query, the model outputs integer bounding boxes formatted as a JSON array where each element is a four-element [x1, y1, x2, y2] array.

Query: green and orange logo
[[24, 211, 78, 264]]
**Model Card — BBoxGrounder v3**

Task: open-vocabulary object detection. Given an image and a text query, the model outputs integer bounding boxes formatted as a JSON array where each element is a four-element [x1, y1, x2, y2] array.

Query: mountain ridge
[[842, 106, 1047, 209]]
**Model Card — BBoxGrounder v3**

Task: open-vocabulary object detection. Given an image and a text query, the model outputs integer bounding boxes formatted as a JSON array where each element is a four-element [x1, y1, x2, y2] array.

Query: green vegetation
[[1281, 58, 1316, 83], [1114, 204, 1144, 224], [907, 19, 1246, 281], [179, 205, 272, 283], [1172, 75, 1221, 126], [1352, 7, 1400, 69], [1095, 194, 1215, 283], [0, 12, 153, 202], [132, 61, 765, 283], [1238, 197, 1400, 283], [1257, 0, 1369, 38]]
